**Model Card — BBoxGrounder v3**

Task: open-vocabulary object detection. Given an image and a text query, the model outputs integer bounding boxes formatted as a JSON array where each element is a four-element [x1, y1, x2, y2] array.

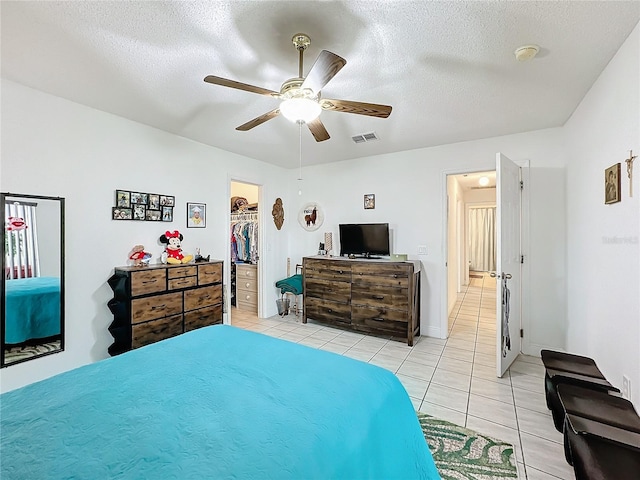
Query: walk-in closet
[[230, 181, 259, 322]]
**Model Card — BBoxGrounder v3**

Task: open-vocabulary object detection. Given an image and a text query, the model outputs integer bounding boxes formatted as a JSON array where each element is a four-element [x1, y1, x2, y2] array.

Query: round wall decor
[[298, 203, 324, 231]]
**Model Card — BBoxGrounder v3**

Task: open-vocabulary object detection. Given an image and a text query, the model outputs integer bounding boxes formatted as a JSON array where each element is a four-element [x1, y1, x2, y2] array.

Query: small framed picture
[[605, 163, 621, 204], [148, 194, 160, 210], [133, 204, 146, 220], [112, 207, 132, 220], [130, 192, 148, 205], [116, 190, 131, 208], [364, 194, 375, 210], [146, 209, 162, 221], [160, 195, 175, 207], [187, 202, 206, 228], [162, 206, 173, 222]]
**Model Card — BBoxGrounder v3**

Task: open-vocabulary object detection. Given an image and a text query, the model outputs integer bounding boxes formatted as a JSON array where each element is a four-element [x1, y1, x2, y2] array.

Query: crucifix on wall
[[625, 150, 637, 197]]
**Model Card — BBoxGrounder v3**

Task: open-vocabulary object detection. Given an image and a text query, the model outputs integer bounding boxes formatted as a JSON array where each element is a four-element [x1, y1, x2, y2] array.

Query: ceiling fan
[[204, 33, 392, 142]]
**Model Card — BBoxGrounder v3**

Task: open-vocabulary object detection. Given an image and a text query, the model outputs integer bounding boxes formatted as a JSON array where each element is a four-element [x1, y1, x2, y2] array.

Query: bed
[[4, 276, 61, 344], [1, 325, 440, 479]]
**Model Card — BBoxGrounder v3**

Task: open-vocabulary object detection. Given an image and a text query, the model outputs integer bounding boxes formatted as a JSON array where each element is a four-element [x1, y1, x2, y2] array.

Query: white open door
[[495, 153, 522, 377]]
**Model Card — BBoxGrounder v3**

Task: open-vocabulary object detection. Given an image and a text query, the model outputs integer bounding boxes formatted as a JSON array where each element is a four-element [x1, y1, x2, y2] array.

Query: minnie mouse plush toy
[[159, 230, 193, 264]]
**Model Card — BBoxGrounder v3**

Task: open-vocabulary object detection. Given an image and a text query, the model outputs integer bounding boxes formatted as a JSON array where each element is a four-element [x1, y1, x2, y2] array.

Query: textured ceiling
[[2, 1, 639, 168]]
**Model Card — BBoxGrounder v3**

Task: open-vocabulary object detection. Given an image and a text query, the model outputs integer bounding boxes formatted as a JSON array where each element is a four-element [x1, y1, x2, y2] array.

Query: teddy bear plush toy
[[159, 230, 193, 264], [129, 245, 152, 267]]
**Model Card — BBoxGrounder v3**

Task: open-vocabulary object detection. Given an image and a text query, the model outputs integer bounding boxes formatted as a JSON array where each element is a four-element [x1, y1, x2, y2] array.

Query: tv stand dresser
[[302, 256, 420, 346]]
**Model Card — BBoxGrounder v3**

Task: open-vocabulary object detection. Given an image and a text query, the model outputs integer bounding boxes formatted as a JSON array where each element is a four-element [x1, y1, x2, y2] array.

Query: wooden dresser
[[303, 256, 420, 346], [107, 261, 223, 355], [235, 263, 258, 313]]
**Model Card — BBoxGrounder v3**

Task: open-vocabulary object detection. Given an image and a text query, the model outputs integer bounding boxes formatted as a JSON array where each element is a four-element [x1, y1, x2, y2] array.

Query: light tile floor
[[229, 276, 573, 480]]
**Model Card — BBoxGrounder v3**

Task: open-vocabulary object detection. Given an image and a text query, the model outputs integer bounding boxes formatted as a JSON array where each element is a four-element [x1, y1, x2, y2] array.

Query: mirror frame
[[1, 192, 65, 367]]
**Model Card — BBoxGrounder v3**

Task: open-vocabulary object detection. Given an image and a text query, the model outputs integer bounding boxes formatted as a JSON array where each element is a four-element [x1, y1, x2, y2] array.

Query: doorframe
[[227, 176, 265, 323], [441, 161, 530, 345]]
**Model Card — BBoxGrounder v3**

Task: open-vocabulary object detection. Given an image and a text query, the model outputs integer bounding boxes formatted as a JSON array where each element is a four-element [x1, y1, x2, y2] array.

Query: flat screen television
[[339, 223, 390, 258]]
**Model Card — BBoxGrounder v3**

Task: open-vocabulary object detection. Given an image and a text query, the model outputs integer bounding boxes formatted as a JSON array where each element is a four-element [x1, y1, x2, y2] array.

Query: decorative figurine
[[159, 230, 193, 264], [128, 245, 152, 267]]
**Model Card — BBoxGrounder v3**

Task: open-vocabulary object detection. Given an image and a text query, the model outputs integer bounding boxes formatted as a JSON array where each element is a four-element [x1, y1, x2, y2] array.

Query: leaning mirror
[[1, 193, 65, 367]]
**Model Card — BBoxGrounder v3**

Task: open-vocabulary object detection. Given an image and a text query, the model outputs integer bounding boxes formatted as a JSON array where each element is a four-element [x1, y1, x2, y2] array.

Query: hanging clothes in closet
[[230, 212, 259, 264]]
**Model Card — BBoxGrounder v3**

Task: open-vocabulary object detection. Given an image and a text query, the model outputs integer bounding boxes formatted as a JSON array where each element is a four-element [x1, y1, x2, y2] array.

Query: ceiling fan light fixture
[[280, 97, 321, 123]]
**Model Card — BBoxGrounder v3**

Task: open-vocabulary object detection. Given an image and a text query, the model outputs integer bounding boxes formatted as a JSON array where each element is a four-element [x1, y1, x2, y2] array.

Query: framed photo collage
[[112, 190, 175, 222]]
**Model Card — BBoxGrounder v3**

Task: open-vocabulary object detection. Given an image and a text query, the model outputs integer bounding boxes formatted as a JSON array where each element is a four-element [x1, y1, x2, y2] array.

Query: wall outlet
[[417, 245, 428, 255], [622, 375, 631, 400]]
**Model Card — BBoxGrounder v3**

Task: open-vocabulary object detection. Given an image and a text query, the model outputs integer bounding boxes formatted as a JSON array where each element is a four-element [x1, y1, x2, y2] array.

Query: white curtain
[[5, 202, 40, 279], [468, 207, 496, 272]]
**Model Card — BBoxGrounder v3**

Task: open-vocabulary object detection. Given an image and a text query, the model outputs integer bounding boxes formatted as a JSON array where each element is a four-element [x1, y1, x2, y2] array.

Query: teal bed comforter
[[1, 325, 440, 479], [4, 276, 60, 344]]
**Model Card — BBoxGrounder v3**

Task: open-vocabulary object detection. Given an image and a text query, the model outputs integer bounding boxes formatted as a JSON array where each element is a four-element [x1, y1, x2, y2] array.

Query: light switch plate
[[417, 245, 427, 255]]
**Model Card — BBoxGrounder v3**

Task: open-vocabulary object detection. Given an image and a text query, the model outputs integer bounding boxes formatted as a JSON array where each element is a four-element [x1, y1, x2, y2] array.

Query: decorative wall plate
[[298, 202, 324, 231]]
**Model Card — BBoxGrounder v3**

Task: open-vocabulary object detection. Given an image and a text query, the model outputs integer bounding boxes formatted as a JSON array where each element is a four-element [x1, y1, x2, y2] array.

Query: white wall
[[0, 80, 290, 392], [446, 175, 463, 316], [287, 128, 568, 351], [564, 23, 640, 406]]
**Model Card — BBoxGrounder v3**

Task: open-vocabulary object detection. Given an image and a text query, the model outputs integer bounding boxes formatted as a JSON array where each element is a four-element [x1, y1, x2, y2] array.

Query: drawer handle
[[142, 279, 157, 284], [245, 295, 251, 300], [246, 271, 251, 276], [372, 317, 385, 322], [328, 309, 333, 313], [151, 304, 166, 310], [393, 274, 398, 278], [338, 270, 343, 274], [373, 295, 384, 300], [202, 295, 211, 300], [245, 282, 251, 288]]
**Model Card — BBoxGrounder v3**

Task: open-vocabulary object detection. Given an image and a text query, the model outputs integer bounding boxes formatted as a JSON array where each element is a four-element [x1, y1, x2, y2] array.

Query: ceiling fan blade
[[306, 117, 330, 142], [320, 99, 392, 118], [300, 50, 346, 94], [236, 108, 281, 131], [204, 75, 280, 97]]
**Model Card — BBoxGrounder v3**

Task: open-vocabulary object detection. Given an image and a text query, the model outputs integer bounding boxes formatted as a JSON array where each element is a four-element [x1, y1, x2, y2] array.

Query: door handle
[[490, 272, 512, 279]]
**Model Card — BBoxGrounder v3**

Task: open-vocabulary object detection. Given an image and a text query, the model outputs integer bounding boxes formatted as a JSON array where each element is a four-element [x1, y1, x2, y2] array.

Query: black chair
[[565, 413, 640, 480], [557, 383, 640, 465], [541, 350, 620, 431]]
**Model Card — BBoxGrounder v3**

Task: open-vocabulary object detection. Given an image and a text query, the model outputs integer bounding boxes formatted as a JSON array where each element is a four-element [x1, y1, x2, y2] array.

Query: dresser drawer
[[305, 296, 351, 324], [351, 305, 408, 335], [132, 314, 183, 348], [131, 291, 182, 323], [168, 265, 197, 279], [351, 284, 409, 309], [184, 304, 223, 331], [168, 276, 197, 290], [184, 285, 221, 311], [130, 269, 166, 296], [236, 264, 257, 280], [236, 290, 258, 306], [351, 263, 410, 288], [304, 278, 351, 303], [198, 263, 222, 285], [237, 278, 258, 293], [304, 259, 351, 282]]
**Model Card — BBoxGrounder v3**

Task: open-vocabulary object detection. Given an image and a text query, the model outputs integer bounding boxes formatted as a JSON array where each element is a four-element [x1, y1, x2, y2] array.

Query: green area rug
[[418, 413, 518, 480]]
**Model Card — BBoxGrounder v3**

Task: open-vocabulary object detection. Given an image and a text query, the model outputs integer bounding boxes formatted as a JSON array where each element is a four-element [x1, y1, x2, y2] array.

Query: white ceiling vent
[[352, 132, 379, 144]]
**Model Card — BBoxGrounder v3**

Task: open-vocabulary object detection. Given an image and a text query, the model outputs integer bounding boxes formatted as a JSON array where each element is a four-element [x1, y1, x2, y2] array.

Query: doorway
[[446, 171, 497, 331], [444, 155, 528, 377], [229, 181, 260, 327]]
